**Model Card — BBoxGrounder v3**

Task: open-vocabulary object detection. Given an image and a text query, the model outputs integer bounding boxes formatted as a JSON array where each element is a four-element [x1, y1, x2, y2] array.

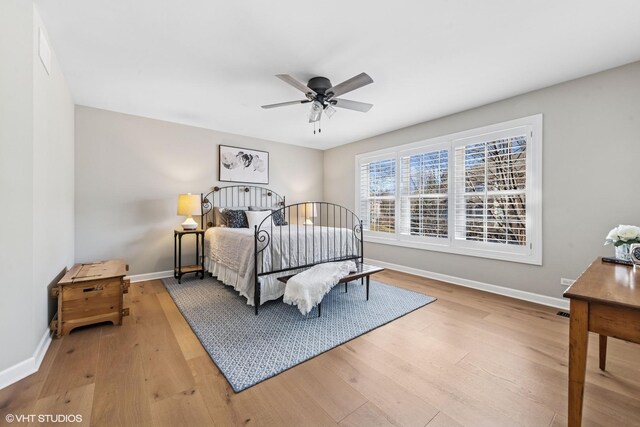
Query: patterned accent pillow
[[223, 209, 248, 228], [271, 209, 288, 226]]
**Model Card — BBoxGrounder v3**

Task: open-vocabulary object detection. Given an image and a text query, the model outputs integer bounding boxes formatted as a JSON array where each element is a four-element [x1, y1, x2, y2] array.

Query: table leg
[[568, 299, 589, 427], [178, 234, 182, 284], [199, 233, 204, 279], [173, 233, 177, 279], [345, 282, 348, 293], [366, 276, 370, 301], [599, 335, 607, 371], [196, 232, 200, 277]]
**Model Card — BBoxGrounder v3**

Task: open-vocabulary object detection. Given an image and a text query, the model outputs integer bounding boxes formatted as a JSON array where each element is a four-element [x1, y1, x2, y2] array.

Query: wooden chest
[[50, 259, 130, 337]]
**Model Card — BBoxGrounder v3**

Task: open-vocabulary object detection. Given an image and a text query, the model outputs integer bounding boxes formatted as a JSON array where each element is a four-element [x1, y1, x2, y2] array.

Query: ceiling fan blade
[[261, 100, 310, 109], [333, 98, 373, 112], [275, 74, 317, 96], [327, 72, 373, 98]]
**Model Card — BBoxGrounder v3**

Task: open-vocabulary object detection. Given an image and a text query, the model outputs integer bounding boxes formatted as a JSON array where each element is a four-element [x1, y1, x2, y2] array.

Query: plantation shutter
[[399, 148, 449, 239], [453, 128, 529, 247], [359, 157, 396, 233]]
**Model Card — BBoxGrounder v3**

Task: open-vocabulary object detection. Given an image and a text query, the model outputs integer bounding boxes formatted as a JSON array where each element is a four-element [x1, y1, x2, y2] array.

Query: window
[[355, 115, 542, 265], [399, 145, 449, 242], [358, 156, 396, 234]]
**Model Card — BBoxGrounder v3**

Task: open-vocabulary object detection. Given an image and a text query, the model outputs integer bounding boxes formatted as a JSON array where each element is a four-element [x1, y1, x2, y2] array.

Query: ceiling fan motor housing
[[307, 77, 333, 103]]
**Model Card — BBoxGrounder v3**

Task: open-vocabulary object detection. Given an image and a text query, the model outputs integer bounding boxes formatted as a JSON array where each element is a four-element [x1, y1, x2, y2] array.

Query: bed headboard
[[201, 185, 285, 229]]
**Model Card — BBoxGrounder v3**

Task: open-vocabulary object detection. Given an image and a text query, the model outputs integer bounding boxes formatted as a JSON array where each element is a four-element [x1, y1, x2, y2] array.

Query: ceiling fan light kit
[[309, 100, 323, 123], [262, 72, 374, 134]]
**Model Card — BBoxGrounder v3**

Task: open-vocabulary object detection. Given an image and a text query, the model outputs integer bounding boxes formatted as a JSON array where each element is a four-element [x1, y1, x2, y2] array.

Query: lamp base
[[181, 216, 198, 230]]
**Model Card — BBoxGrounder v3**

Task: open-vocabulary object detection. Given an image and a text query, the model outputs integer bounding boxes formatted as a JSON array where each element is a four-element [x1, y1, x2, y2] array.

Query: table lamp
[[177, 193, 201, 230], [303, 202, 317, 225]]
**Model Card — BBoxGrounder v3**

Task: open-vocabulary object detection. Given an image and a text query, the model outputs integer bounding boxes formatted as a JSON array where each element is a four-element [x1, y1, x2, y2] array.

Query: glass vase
[[615, 244, 632, 261]]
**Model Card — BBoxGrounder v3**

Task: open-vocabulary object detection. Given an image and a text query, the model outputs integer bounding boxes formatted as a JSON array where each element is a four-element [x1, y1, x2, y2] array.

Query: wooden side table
[[174, 228, 205, 283], [563, 257, 640, 427]]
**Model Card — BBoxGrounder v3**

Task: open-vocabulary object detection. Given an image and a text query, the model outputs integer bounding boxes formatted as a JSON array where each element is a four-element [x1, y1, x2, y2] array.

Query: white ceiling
[[35, 0, 640, 150]]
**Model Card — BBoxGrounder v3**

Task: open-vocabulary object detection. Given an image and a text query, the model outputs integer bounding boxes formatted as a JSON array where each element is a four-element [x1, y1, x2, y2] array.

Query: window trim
[[354, 114, 542, 265]]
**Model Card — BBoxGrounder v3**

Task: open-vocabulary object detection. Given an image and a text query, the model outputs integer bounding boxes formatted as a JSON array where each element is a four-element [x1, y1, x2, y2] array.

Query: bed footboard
[[253, 202, 363, 315]]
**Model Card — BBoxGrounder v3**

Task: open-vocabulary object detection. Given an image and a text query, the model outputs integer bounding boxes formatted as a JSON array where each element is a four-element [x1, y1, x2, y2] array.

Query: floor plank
[[426, 412, 464, 427], [38, 327, 101, 399], [280, 358, 368, 423], [29, 383, 94, 427], [339, 402, 396, 427], [319, 346, 439, 427], [89, 320, 153, 427], [156, 292, 208, 361], [149, 387, 215, 427]]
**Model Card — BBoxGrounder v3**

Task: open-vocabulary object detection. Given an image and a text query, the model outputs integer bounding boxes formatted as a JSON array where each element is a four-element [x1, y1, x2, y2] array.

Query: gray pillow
[[213, 208, 228, 227]]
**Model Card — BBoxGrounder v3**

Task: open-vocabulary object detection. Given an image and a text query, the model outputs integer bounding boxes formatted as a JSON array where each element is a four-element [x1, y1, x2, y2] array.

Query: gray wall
[[0, 0, 36, 372], [0, 2, 74, 374], [74, 106, 324, 275], [324, 61, 640, 300], [32, 7, 75, 348]]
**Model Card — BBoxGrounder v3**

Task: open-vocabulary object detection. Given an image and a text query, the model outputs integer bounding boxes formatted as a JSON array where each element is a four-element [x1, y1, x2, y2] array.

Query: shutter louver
[[454, 134, 527, 246], [400, 149, 448, 239], [359, 158, 396, 233]]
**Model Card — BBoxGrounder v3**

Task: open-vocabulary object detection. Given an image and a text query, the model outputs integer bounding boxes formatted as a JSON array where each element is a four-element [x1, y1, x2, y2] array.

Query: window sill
[[363, 235, 542, 265]]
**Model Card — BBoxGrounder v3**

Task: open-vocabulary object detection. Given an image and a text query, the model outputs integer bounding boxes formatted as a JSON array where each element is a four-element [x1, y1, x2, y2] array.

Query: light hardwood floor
[[2, 270, 640, 426]]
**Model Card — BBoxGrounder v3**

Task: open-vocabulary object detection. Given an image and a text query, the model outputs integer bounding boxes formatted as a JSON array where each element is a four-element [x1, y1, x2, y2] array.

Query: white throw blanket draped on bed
[[283, 260, 356, 315]]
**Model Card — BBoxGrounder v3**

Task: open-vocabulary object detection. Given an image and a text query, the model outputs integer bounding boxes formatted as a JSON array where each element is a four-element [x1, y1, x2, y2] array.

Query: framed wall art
[[219, 145, 269, 184]]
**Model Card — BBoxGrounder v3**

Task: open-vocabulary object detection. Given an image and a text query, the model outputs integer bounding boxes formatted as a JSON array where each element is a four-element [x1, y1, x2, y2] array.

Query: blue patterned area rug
[[162, 275, 435, 392]]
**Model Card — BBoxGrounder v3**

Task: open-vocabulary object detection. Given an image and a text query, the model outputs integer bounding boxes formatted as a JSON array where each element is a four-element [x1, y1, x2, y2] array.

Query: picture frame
[[219, 144, 269, 184]]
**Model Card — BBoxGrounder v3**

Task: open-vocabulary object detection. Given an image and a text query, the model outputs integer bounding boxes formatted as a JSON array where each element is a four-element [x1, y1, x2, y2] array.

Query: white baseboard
[[365, 258, 569, 310], [128, 270, 173, 283], [0, 328, 52, 390]]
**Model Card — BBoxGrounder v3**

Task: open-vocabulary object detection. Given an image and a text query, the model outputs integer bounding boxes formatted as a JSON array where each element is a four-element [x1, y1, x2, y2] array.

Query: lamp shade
[[304, 202, 317, 218], [177, 193, 201, 216]]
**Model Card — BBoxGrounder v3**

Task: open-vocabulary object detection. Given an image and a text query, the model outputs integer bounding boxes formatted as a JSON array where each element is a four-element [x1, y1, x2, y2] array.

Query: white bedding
[[204, 225, 357, 306]]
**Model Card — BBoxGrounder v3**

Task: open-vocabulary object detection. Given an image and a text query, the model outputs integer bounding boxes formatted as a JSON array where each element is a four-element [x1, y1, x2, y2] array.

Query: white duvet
[[204, 225, 357, 306]]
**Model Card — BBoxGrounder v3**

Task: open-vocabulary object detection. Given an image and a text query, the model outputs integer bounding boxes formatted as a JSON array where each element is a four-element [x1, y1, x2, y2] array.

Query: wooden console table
[[563, 257, 640, 427]]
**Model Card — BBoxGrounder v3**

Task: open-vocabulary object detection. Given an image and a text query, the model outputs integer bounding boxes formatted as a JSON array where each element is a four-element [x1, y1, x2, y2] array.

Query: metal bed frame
[[201, 185, 363, 314]]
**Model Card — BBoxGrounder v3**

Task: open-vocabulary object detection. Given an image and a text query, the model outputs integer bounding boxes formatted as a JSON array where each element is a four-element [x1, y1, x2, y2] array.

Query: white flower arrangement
[[604, 224, 640, 246]]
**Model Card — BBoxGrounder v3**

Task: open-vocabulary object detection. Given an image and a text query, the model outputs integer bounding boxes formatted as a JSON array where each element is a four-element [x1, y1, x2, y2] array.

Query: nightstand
[[174, 229, 205, 283]]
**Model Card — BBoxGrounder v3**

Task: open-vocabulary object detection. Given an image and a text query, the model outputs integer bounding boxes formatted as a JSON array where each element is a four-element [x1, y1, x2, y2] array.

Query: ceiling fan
[[261, 72, 373, 133]]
